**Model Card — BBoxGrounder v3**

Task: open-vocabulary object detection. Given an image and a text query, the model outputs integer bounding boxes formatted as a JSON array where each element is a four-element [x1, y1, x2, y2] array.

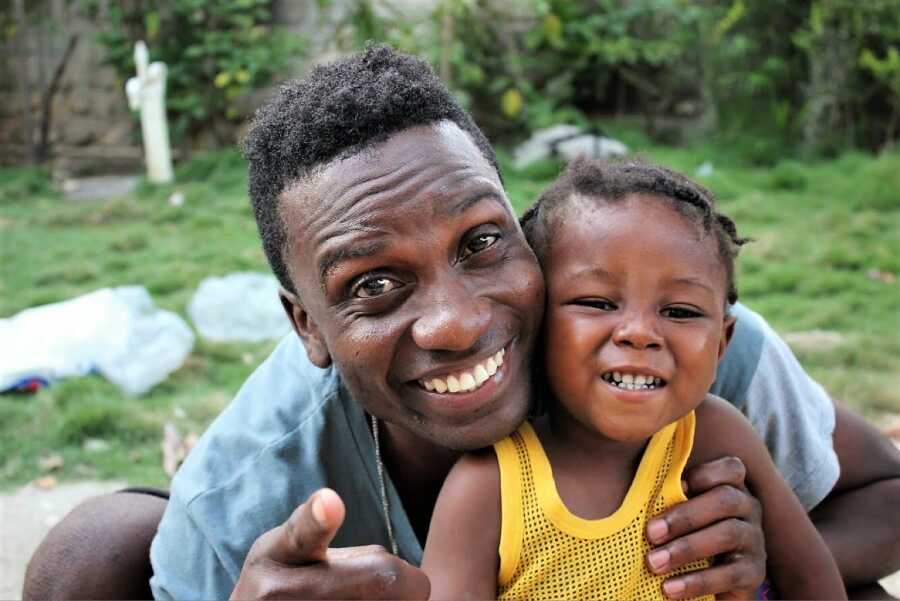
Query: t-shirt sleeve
[[150, 489, 235, 601], [711, 303, 839, 511]]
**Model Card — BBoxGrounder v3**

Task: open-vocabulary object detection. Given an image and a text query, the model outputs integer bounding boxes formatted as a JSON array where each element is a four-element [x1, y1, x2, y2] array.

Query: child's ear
[[279, 287, 332, 368], [718, 313, 737, 362]]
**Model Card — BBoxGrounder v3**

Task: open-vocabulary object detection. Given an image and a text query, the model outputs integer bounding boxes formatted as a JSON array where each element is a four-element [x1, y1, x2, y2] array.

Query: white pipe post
[[125, 41, 173, 184]]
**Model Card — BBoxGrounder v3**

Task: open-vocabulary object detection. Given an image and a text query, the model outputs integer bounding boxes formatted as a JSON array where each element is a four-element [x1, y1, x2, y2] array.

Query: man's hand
[[644, 457, 766, 600], [231, 489, 430, 600]]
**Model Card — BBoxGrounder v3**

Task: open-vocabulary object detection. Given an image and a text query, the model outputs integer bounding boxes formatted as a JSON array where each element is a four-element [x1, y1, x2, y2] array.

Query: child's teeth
[[473, 365, 489, 384], [423, 379, 435, 391], [433, 378, 448, 393], [605, 372, 663, 390]]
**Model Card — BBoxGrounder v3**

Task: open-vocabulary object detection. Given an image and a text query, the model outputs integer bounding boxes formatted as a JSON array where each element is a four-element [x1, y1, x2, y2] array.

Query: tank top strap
[[494, 431, 525, 585], [660, 410, 698, 506]]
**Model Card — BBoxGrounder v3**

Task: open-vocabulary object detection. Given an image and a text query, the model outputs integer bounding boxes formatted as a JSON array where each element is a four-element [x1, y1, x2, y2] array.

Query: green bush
[[335, 0, 900, 152], [0, 167, 56, 204]]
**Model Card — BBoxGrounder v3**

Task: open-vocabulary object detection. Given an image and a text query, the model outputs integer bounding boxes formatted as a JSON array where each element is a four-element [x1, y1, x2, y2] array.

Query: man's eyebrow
[[437, 188, 506, 217], [317, 239, 386, 287]]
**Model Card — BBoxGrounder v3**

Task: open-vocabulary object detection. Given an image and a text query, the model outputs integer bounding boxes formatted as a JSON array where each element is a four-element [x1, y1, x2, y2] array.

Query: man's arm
[[811, 403, 900, 591]]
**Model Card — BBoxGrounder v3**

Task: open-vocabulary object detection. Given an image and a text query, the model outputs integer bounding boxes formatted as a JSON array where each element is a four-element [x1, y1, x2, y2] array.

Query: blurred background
[[1, 0, 899, 594]]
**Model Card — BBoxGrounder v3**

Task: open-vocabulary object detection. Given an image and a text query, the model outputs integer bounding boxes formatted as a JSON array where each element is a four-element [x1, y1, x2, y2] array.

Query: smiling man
[[277, 121, 541, 457], [141, 46, 900, 600]]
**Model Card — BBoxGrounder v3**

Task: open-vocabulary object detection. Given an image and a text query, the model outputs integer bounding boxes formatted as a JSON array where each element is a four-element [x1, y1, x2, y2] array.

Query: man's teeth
[[420, 349, 505, 394], [602, 371, 664, 391]]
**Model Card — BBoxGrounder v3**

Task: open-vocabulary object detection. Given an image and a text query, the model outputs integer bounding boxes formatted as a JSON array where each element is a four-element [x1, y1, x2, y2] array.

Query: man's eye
[[662, 306, 702, 319], [461, 233, 500, 259], [353, 277, 401, 298]]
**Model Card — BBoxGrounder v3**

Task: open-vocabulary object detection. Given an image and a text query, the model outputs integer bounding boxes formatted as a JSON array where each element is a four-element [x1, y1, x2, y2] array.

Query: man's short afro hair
[[242, 44, 500, 293]]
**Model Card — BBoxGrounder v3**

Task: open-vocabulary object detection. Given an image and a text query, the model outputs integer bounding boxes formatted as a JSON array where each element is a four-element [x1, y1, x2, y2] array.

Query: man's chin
[[424, 399, 529, 451]]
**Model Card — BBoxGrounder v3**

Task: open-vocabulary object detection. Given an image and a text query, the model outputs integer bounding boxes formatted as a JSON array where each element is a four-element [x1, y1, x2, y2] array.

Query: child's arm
[[693, 395, 847, 600], [421, 448, 501, 601]]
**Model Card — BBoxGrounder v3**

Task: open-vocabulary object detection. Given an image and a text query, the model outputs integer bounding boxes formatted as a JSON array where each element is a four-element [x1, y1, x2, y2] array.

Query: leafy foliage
[[81, 0, 305, 143], [334, 0, 900, 152], [793, 0, 900, 153]]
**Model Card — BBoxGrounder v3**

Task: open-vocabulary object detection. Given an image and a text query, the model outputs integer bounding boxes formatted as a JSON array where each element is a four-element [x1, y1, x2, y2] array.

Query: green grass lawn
[[1, 134, 898, 489]]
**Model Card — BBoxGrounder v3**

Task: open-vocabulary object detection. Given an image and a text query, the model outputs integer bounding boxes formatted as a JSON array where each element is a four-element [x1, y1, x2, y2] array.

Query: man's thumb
[[271, 488, 345, 564]]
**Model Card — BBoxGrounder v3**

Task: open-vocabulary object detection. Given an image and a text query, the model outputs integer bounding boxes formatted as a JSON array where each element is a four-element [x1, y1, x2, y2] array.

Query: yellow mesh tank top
[[494, 411, 711, 601]]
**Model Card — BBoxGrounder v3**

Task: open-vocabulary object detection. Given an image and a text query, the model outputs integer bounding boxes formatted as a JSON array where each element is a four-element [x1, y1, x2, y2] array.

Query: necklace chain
[[370, 414, 399, 555]]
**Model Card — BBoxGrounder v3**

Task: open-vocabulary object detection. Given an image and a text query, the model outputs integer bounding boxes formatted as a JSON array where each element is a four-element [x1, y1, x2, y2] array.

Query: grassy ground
[[1, 133, 898, 489]]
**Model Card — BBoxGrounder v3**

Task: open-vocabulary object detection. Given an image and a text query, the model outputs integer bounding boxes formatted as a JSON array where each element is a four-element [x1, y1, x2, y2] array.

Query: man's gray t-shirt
[[150, 303, 838, 600]]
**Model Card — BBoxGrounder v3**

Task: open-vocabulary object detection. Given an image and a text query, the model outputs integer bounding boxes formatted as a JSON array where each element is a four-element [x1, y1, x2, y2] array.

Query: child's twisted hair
[[520, 157, 750, 305]]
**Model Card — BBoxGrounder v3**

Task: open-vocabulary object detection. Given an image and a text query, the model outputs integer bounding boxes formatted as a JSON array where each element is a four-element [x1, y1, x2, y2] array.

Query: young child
[[421, 159, 845, 600]]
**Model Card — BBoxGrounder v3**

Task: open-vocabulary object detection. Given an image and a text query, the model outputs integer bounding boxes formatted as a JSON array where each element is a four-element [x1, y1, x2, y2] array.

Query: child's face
[[542, 193, 735, 442]]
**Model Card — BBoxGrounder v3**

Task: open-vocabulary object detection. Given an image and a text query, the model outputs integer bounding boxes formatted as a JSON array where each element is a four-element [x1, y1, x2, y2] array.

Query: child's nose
[[612, 314, 663, 350]]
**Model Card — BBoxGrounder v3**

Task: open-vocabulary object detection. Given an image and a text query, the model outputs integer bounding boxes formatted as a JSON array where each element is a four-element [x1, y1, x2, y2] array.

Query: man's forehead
[[277, 121, 508, 287], [282, 122, 496, 203]]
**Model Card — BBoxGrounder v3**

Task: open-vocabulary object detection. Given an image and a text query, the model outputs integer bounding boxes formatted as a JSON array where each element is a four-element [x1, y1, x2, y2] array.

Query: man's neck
[[380, 420, 461, 546]]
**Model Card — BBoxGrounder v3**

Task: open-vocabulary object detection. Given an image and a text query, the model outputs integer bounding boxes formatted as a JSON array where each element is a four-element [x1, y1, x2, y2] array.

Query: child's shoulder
[[689, 394, 764, 470], [443, 446, 501, 497], [694, 393, 746, 428]]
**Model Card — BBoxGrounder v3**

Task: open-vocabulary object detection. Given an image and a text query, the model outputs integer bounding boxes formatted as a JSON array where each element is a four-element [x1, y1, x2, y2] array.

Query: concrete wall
[[1, 0, 140, 172], [0, 0, 368, 173]]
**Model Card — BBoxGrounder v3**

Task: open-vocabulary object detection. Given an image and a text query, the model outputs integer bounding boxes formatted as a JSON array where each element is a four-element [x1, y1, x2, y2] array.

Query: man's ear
[[718, 313, 737, 362], [279, 287, 332, 368]]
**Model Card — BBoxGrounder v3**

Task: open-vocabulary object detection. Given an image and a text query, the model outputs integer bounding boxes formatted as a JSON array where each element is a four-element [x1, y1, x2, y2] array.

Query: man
[[27, 45, 900, 600]]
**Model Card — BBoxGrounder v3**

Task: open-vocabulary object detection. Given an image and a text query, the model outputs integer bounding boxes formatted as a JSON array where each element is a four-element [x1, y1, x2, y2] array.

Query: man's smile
[[418, 347, 506, 394], [403, 341, 519, 421]]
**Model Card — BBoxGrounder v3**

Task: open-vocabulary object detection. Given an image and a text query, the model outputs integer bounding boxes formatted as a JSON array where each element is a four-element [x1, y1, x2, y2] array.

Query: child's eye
[[661, 306, 702, 319], [572, 298, 617, 311]]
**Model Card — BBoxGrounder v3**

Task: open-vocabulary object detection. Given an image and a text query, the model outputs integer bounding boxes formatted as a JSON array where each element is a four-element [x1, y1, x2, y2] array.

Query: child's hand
[[644, 456, 766, 599]]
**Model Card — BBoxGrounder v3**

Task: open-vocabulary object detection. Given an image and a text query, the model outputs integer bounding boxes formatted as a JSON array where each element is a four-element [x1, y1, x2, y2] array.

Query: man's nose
[[411, 279, 491, 351], [612, 311, 663, 350]]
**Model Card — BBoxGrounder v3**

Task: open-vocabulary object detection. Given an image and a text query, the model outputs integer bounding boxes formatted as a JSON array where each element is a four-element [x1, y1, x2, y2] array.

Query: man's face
[[279, 122, 544, 450]]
